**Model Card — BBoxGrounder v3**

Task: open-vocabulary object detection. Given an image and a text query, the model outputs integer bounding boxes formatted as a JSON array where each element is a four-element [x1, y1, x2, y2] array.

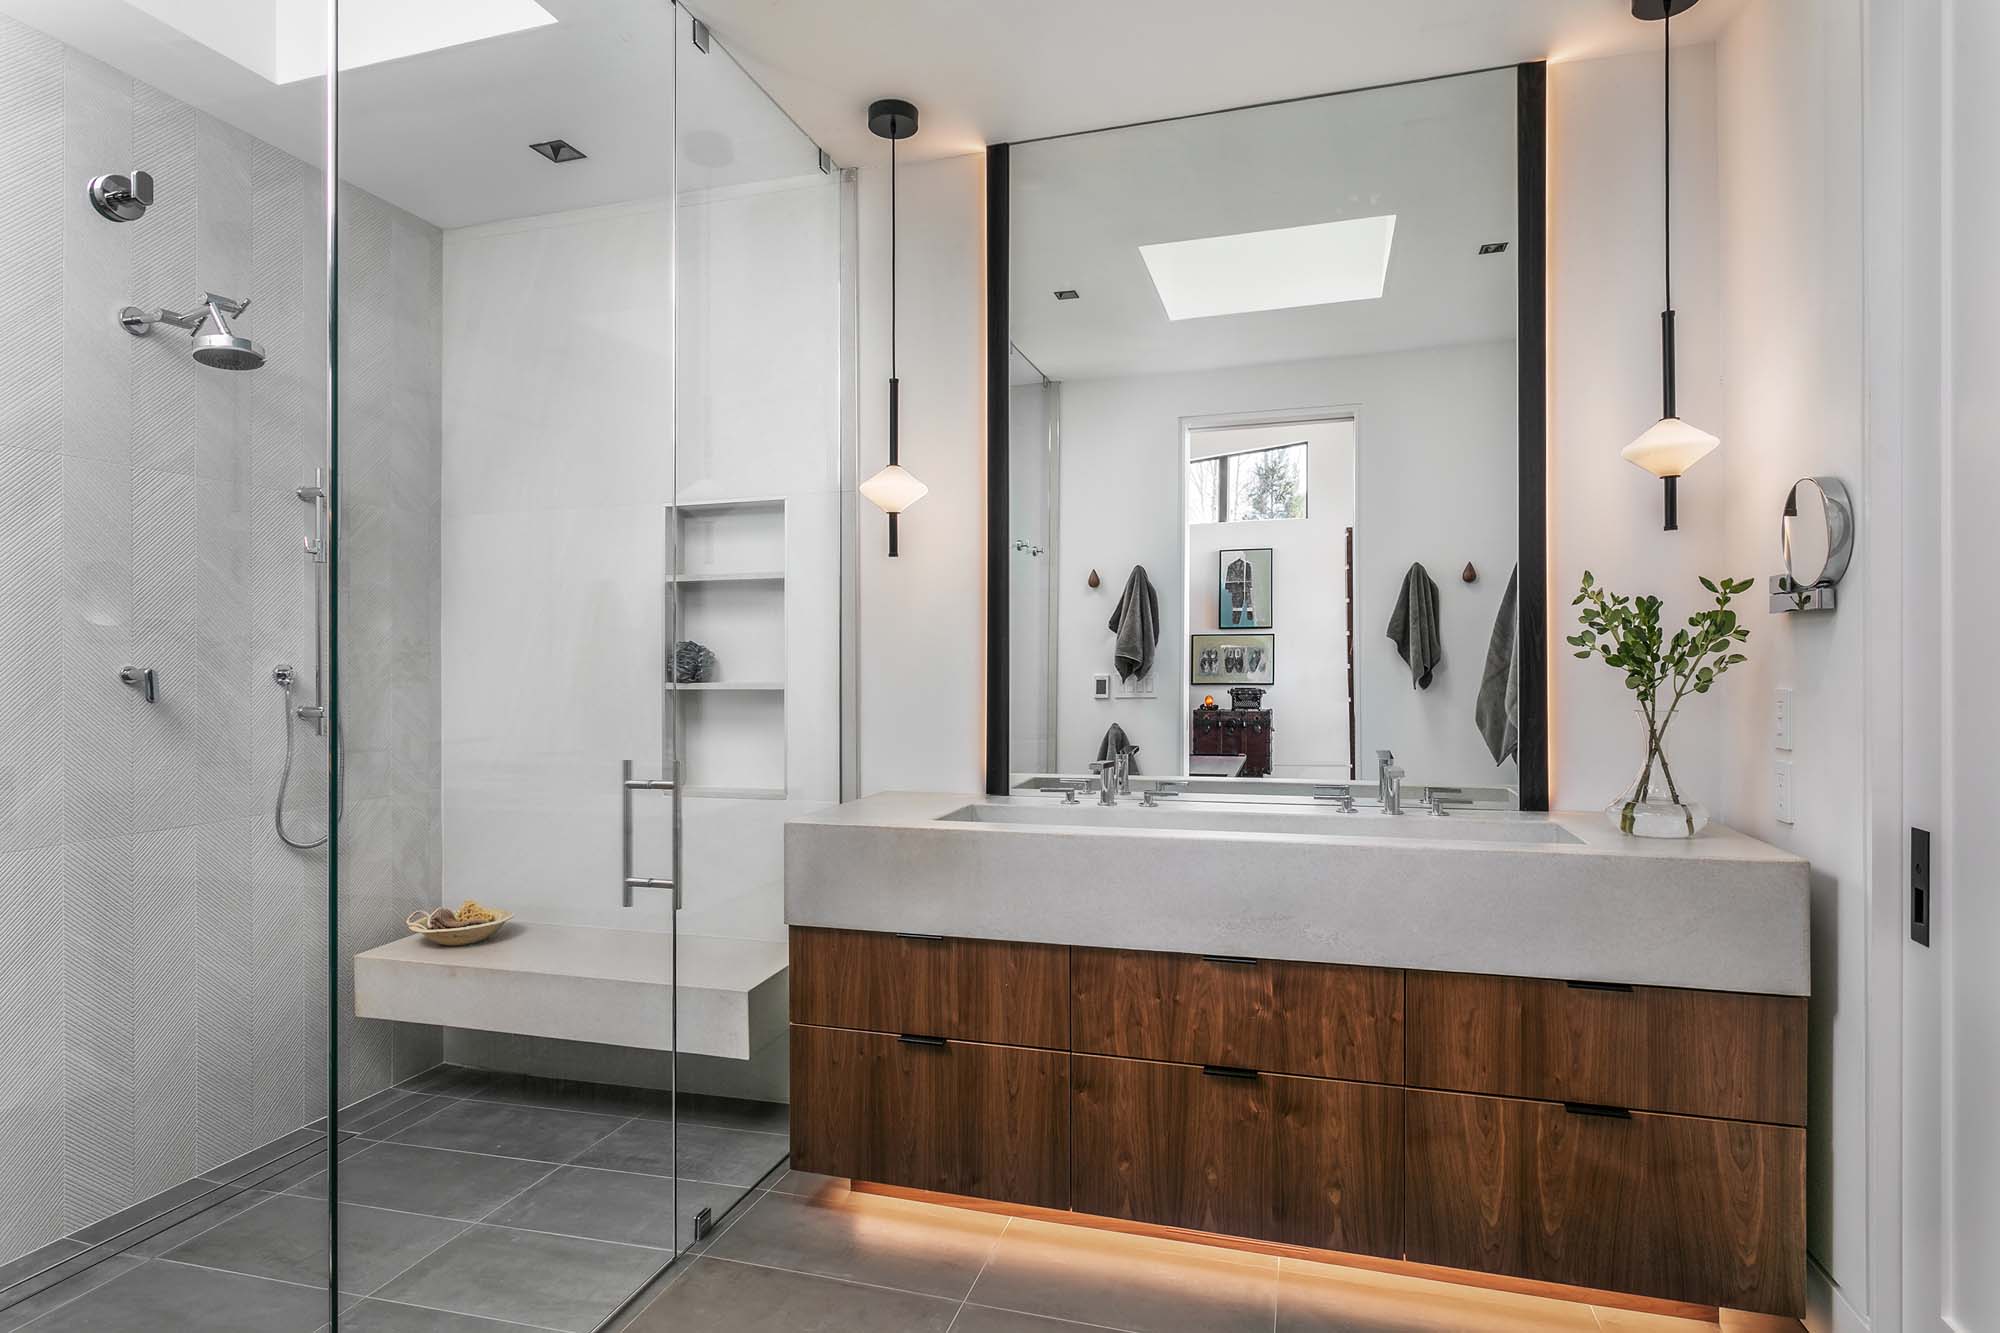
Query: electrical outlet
[[1773, 760, 1794, 825], [1911, 827, 1931, 946], [1774, 688, 1794, 751]]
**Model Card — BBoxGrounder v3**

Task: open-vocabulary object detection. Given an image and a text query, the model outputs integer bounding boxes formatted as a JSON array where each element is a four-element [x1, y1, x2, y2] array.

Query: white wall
[[1713, 5, 1873, 1323], [854, 153, 989, 795], [1008, 380, 1054, 771], [442, 175, 844, 949], [1050, 342, 1518, 785], [1940, 0, 2000, 1325], [1186, 421, 1353, 778]]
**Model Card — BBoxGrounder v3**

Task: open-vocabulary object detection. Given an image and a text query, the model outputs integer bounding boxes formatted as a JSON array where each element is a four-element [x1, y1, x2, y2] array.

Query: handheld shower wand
[[273, 469, 342, 851]]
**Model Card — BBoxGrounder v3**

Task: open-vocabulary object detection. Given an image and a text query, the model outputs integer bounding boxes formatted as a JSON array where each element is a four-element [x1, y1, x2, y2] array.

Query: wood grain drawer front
[[790, 928, 1070, 1049], [1071, 948, 1404, 1083], [789, 1025, 1069, 1209], [1404, 1090, 1805, 1316], [1405, 972, 1808, 1125], [1070, 1055, 1403, 1258]]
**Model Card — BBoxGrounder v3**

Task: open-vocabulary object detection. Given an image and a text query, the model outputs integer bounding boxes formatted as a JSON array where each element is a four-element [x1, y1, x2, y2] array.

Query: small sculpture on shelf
[[674, 640, 717, 684]]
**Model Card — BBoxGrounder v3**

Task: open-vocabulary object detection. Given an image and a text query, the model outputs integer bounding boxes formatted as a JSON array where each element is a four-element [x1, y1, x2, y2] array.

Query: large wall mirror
[[987, 64, 1547, 807]]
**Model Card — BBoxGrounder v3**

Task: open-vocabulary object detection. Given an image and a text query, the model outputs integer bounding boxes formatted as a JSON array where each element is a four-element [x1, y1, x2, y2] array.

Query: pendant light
[[1622, 0, 1717, 532], [860, 98, 929, 556]]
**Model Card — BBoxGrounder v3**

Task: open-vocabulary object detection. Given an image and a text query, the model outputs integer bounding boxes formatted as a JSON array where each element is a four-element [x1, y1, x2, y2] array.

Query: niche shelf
[[671, 497, 788, 797]]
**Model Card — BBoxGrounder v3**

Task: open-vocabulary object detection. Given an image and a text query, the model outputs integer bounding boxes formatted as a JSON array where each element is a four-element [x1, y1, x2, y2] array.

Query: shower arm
[[120, 293, 250, 337]]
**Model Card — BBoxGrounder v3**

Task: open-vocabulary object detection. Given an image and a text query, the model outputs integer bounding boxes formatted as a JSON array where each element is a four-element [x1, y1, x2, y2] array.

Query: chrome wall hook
[[88, 170, 153, 222], [119, 665, 157, 703]]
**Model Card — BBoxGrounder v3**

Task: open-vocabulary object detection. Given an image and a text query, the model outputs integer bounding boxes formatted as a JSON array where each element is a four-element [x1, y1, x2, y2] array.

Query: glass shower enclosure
[[0, 2, 848, 1327]]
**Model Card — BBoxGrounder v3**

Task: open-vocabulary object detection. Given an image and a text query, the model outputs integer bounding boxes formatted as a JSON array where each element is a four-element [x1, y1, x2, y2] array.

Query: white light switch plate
[[1092, 673, 1111, 701], [1774, 759, 1795, 825], [1774, 688, 1794, 751]]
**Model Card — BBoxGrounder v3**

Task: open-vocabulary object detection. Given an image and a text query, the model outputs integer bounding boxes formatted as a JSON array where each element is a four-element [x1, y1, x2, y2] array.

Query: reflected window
[[1188, 442, 1308, 524]]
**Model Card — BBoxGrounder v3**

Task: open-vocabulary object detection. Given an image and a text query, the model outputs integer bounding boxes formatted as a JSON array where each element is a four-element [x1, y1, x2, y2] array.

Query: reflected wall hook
[[1462, 562, 1478, 584], [1087, 569, 1101, 589]]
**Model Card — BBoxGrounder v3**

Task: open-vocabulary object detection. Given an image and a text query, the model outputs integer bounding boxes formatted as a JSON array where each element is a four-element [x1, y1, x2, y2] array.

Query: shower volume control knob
[[88, 170, 154, 222]]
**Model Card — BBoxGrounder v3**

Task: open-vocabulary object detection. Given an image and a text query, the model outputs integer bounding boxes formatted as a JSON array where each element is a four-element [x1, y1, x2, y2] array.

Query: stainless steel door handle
[[621, 758, 679, 907]]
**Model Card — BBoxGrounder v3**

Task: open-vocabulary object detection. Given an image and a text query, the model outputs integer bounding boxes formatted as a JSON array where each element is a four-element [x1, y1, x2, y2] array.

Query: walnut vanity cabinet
[[789, 927, 1808, 1317]]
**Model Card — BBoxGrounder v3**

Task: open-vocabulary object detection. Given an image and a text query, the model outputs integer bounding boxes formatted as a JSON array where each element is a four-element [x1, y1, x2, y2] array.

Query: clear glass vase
[[1605, 726, 1709, 838]]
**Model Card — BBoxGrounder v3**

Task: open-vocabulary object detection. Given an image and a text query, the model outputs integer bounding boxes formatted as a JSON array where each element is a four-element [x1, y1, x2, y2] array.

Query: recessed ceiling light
[[1479, 241, 1510, 255], [1138, 215, 1396, 321], [529, 139, 588, 164], [1054, 290, 1080, 301]]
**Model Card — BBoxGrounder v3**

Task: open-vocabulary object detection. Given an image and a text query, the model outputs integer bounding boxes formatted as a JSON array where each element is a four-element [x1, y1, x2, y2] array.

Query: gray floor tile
[[574, 1119, 786, 1186], [1275, 1258, 1602, 1332], [387, 1099, 629, 1164], [0, 1253, 138, 1332], [202, 1127, 329, 1184], [160, 1192, 466, 1296], [952, 1306, 1109, 1333], [372, 1225, 669, 1333], [251, 1137, 375, 1194], [396, 1066, 492, 1098], [127, 1187, 280, 1258], [69, 1176, 232, 1248], [348, 1094, 452, 1140], [643, 1092, 789, 1136], [20, 1258, 330, 1332], [625, 1256, 958, 1333], [483, 1167, 746, 1251], [766, 1169, 844, 1198], [288, 1142, 556, 1221], [0, 1240, 85, 1296], [703, 1185, 1006, 1301], [457, 1071, 670, 1120], [328, 1298, 547, 1332], [968, 1217, 1277, 1333]]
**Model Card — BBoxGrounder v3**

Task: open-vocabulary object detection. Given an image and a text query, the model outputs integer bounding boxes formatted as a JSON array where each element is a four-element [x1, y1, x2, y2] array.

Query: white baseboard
[[1807, 1260, 1873, 1333]]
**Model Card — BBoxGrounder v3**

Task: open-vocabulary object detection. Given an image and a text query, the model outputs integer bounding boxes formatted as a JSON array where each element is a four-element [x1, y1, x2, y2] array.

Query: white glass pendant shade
[[860, 463, 929, 514], [1622, 416, 1720, 479]]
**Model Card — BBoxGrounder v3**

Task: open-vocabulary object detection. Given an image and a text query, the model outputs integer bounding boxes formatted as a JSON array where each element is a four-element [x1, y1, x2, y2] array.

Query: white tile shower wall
[[0, 15, 443, 1266]]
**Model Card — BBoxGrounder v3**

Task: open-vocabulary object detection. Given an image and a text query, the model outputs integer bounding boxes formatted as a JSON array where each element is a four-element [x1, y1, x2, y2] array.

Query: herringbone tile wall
[[0, 13, 445, 1267]]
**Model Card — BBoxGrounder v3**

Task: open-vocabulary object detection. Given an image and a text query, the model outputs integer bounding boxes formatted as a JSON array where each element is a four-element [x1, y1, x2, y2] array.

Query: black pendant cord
[[887, 133, 901, 555], [1660, 3, 1677, 421]]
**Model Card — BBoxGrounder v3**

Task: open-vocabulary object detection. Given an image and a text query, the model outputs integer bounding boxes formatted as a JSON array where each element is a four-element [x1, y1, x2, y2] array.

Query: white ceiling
[[1009, 68, 1518, 382], [0, 0, 821, 229], [690, 0, 1747, 166], [0, 0, 1743, 231]]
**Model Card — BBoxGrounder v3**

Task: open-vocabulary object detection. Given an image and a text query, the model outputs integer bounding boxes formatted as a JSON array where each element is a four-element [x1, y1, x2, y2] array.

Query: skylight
[[1138, 215, 1397, 321], [124, 0, 557, 85]]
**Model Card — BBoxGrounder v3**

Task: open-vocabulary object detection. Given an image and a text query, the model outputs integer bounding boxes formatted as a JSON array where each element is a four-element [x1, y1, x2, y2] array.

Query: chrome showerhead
[[190, 297, 264, 371], [119, 292, 265, 371]]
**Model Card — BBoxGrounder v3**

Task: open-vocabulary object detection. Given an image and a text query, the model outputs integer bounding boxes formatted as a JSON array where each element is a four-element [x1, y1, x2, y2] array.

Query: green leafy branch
[[1566, 571, 1753, 827]]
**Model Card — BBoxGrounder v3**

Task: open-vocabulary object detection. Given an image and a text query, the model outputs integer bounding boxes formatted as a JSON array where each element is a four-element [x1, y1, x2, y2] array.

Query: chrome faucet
[[1377, 751, 1406, 815], [1087, 759, 1121, 806], [1139, 781, 1184, 808]]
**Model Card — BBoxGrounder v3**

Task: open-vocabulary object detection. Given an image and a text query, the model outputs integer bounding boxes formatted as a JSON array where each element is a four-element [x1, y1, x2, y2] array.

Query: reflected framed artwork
[[1190, 633, 1275, 685], [1217, 547, 1274, 628]]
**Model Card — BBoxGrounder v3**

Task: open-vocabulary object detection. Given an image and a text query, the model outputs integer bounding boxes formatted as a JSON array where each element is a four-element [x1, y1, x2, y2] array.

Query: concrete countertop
[[784, 792, 1811, 996]]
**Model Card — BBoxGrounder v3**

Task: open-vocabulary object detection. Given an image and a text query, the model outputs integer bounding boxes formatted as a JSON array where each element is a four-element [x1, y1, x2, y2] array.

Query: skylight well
[[125, 0, 557, 84], [1138, 214, 1397, 321]]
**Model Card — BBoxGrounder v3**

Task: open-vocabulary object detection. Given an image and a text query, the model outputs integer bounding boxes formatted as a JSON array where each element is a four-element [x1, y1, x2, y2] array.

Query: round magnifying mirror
[[1782, 477, 1853, 589]]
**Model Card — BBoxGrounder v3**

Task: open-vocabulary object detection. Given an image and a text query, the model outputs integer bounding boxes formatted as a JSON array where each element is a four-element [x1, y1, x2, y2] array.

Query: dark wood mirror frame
[[985, 62, 1548, 808]]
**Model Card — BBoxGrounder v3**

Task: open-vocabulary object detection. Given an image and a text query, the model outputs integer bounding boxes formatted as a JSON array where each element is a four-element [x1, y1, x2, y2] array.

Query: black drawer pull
[[1565, 979, 1635, 993], [1201, 1064, 1259, 1080], [1563, 1101, 1633, 1119], [897, 1034, 948, 1047], [895, 933, 946, 942], [1200, 955, 1259, 967]]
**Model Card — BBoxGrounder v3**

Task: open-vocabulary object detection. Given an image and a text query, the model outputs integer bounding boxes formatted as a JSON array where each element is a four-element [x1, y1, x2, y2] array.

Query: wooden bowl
[[405, 910, 512, 947]]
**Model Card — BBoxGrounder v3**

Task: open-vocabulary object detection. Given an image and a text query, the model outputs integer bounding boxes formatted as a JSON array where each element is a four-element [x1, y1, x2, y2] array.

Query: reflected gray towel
[[1095, 723, 1141, 776], [1476, 566, 1522, 765], [1387, 562, 1442, 690], [1107, 565, 1160, 682]]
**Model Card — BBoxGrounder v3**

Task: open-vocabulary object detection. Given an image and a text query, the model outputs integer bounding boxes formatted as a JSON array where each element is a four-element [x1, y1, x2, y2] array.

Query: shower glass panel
[[669, 0, 850, 1247], [0, 0, 341, 1325]]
